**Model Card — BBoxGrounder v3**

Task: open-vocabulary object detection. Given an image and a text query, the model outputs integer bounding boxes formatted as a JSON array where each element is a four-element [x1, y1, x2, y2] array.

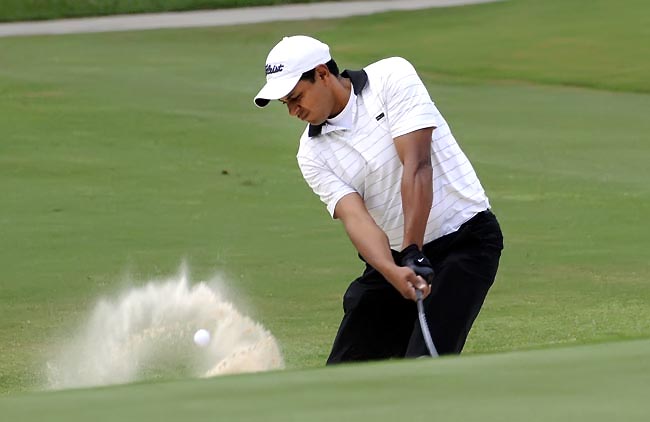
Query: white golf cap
[[254, 35, 331, 108]]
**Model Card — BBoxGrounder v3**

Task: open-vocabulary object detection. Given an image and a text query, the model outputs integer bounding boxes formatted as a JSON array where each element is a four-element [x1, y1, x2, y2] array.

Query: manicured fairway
[[1, 0, 648, 405], [1, 339, 649, 421]]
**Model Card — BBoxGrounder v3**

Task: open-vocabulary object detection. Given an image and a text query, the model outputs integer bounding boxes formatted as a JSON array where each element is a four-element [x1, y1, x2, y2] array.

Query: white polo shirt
[[297, 57, 490, 250]]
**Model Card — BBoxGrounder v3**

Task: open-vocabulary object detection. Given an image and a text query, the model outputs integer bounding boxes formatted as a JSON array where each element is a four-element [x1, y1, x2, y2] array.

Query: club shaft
[[416, 290, 438, 357]]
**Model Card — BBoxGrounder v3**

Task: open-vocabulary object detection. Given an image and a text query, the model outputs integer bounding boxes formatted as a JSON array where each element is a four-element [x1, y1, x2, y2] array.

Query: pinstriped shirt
[[297, 57, 490, 250]]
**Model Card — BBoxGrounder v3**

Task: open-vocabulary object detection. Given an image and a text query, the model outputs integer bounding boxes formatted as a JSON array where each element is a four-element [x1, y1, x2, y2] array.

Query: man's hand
[[384, 265, 431, 301], [399, 244, 435, 283]]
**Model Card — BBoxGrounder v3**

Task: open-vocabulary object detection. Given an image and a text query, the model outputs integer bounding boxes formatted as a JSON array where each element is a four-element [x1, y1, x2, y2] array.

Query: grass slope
[[1, 339, 649, 421], [1, 0, 649, 394]]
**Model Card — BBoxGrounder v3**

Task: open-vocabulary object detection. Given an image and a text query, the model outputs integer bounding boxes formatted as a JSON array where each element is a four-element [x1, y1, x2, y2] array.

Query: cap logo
[[265, 64, 284, 75]]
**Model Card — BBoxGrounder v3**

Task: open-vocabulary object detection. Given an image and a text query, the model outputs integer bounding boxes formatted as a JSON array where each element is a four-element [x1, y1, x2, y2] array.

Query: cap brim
[[254, 74, 301, 108]]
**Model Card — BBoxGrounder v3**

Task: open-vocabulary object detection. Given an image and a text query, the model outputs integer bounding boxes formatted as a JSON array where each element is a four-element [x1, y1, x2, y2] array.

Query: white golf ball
[[193, 329, 211, 347]]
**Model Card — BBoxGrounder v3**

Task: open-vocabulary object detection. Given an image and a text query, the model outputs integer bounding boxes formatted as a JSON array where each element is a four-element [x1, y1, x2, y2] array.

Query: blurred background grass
[[0, 0, 346, 22]]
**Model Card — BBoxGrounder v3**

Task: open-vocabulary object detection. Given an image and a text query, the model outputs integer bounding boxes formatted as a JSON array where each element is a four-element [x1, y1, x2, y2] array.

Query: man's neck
[[329, 76, 353, 119]]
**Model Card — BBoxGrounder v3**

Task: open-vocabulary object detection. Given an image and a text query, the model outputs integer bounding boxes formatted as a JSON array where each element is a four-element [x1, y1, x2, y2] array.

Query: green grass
[[0, 0, 649, 409], [332, 0, 650, 93], [2, 340, 650, 421], [0, 0, 340, 22]]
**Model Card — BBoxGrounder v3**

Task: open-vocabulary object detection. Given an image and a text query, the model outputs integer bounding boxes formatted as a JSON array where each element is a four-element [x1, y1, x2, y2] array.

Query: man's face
[[280, 68, 333, 125]]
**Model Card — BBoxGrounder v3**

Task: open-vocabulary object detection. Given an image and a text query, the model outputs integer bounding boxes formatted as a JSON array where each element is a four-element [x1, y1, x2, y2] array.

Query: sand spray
[[45, 267, 283, 390]]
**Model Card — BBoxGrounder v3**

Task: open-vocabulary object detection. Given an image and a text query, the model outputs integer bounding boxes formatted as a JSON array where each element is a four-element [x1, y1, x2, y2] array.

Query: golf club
[[416, 288, 438, 357]]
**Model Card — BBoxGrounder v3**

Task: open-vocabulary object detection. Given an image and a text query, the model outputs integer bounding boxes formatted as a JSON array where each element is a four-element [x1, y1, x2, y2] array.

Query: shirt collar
[[308, 69, 369, 137]]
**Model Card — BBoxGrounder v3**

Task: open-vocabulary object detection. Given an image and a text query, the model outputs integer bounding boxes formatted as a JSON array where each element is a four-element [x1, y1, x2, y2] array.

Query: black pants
[[326, 210, 504, 364]]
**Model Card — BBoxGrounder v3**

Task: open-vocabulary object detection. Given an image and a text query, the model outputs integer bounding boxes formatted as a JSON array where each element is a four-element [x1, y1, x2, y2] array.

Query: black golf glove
[[399, 244, 435, 285]]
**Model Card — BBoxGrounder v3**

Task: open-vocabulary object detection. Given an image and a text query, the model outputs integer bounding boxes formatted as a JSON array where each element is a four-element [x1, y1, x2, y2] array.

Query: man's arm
[[394, 127, 434, 249], [334, 192, 430, 301]]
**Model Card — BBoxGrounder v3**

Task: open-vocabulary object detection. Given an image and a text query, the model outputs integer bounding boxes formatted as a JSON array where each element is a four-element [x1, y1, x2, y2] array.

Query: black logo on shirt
[[376, 113, 385, 121], [265, 64, 284, 75]]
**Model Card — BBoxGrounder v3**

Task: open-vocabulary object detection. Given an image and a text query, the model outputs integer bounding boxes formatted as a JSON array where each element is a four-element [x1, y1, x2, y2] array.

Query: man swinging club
[[254, 35, 503, 362]]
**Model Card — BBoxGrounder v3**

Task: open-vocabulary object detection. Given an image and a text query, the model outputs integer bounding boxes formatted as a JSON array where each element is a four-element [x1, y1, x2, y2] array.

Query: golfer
[[254, 35, 503, 362]]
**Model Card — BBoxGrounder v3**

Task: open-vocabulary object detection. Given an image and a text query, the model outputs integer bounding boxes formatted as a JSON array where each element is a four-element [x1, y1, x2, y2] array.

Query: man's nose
[[287, 102, 299, 117]]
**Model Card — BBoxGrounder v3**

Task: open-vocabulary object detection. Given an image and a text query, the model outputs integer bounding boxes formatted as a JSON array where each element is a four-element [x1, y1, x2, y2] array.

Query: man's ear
[[315, 64, 329, 81]]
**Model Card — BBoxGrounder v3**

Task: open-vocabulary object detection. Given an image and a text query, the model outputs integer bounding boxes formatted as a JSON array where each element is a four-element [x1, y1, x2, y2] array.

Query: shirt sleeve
[[380, 57, 443, 139], [298, 155, 357, 218]]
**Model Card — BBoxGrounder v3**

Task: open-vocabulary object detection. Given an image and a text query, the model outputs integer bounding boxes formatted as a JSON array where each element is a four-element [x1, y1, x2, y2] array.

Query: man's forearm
[[334, 192, 431, 301], [401, 162, 433, 249], [341, 210, 396, 276], [393, 127, 434, 250]]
